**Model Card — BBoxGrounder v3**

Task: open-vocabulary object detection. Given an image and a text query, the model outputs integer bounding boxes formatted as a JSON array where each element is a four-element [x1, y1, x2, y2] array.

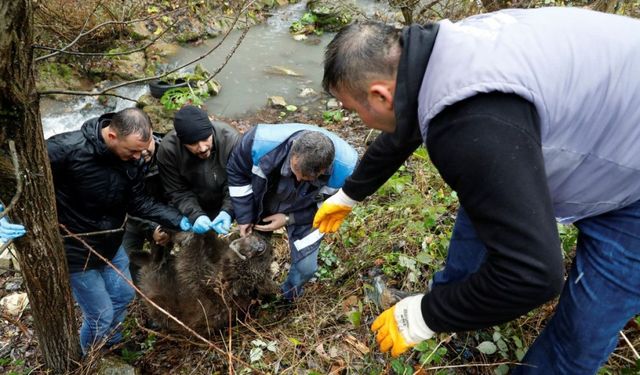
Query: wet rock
[[129, 22, 152, 40], [268, 96, 288, 109], [175, 17, 206, 44], [326, 98, 340, 109], [97, 355, 139, 375], [308, 0, 363, 32], [0, 293, 28, 316], [136, 93, 157, 109], [299, 88, 317, 98], [147, 41, 179, 59], [209, 80, 222, 96], [303, 37, 322, 46], [205, 24, 221, 38], [110, 52, 147, 81], [264, 65, 302, 77], [36, 62, 93, 95], [141, 102, 176, 134]]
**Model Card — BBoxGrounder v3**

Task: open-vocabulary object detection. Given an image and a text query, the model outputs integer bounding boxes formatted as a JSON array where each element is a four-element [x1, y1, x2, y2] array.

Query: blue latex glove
[[179, 216, 192, 232], [211, 211, 232, 235], [0, 204, 26, 241], [192, 215, 213, 234]]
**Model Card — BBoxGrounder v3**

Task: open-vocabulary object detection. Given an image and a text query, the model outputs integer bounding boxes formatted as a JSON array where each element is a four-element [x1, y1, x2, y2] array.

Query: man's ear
[[105, 127, 119, 142], [368, 81, 395, 112]]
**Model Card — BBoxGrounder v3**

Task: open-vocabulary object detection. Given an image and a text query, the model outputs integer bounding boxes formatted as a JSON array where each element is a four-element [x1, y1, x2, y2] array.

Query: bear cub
[[130, 233, 278, 335]]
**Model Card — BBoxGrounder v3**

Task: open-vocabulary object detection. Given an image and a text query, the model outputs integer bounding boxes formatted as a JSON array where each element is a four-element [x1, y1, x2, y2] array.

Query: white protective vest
[[418, 7, 640, 223]]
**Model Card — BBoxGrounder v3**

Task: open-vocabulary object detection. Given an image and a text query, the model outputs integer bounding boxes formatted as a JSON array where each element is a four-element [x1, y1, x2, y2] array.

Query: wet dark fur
[[130, 233, 278, 335]]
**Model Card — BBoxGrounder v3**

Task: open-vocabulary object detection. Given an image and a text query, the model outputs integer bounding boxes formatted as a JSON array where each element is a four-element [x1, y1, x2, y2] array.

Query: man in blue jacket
[[227, 124, 357, 301], [48, 107, 191, 353], [314, 8, 640, 374]]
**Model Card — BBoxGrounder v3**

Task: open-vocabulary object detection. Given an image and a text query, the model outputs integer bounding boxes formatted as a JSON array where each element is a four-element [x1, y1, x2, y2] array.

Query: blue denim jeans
[[433, 203, 640, 374], [431, 207, 487, 286], [280, 224, 321, 301], [69, 246, 135, 353]]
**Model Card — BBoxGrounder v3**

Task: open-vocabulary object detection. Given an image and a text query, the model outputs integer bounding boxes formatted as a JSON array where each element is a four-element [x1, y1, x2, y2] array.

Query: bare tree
[[36, 0, 253, 102], [0, 0, 253, 372], [0, 0, 82, 373]]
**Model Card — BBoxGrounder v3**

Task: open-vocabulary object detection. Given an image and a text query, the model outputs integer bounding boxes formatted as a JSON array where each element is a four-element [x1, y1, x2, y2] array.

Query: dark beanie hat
[[173, 105, 213, 144]]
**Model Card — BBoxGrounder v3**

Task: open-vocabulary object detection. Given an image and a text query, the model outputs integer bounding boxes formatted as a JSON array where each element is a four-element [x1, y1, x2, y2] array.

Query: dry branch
[[34, 6, 185, 62], [34, 0, 106, 61], [34, 10, 184, 59], [38, 0, 255, 100], [620, 330, 640, 360], [61, 227, 124, 238]]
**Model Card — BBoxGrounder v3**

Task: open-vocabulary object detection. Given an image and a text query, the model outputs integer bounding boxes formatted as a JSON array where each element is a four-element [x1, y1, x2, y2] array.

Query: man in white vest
[[314, 8, 640, 374]]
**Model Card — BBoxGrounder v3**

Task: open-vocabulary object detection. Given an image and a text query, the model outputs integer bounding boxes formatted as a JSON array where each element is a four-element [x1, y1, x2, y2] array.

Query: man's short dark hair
[[291, 131, 335, 178], [323, 21, 402, 99], [110, 108, 152, 142]]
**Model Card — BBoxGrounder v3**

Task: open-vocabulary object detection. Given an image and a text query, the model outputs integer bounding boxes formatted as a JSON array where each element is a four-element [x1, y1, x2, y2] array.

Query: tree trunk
[[0, 0, 82, 372]]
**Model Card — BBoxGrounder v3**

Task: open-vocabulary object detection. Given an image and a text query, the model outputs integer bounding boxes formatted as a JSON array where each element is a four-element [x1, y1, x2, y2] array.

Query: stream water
[[40, 0, 392, 137]]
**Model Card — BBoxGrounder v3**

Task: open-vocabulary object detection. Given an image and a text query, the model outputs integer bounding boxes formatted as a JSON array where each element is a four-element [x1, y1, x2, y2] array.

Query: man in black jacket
[[157, 106, 241, 235], [47, 108, 191, 353]]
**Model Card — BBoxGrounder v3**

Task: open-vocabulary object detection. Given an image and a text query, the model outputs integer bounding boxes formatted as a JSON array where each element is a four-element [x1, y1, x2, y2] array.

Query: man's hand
[[211, 211, 232, 235], [254, 213, 287, 232], [0, 204, 26, 241], [371, 294, 435, 357], [238, 223, 253, 237], [313, 189, 357, 233], [192, 215, 213, 234], [153, 226, 170, 246]]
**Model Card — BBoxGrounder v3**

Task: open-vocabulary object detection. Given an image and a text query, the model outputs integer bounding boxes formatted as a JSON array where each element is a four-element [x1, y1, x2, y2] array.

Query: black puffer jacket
[[47, 113, 184, 272]]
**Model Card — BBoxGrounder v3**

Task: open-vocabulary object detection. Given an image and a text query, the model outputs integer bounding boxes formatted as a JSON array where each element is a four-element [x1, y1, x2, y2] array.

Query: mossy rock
[[140, 100, 176, 134], [148, 41, 179, 58], [111, 52, 147, 81], [136, 93, 157, 109], [36, 62, 94, 95], [174, 17, 206, 44], [128, 21, 152, 41], [307, 0, 361, 32]]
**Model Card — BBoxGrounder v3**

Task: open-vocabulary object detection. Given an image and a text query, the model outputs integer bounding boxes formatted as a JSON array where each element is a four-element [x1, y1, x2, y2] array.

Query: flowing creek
[[40, 0, 392, 137]]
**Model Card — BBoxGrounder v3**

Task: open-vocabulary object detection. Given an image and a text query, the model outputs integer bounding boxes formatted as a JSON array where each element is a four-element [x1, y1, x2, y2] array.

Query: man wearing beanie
[[157, 105, 241, 234]]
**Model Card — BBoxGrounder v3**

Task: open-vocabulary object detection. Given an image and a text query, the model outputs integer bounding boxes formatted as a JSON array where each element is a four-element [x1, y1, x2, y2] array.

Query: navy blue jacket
[[227, 124, 358, 226]]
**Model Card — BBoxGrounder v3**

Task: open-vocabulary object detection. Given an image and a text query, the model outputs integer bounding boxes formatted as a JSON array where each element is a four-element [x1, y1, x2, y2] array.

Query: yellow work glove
[[313, 189, 357, 233], [371, 294, 435, 357]]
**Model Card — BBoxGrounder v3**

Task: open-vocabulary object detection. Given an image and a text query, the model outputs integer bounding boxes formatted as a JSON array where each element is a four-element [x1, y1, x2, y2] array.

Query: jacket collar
[[81, 112, 115, 159], [260, 132, 332, 186], [393, 23, 439, 141]]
